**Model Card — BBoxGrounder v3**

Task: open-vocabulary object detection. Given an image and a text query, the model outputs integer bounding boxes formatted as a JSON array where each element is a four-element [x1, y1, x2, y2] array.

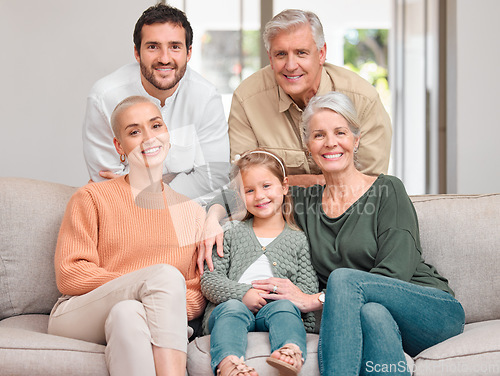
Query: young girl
[[200, 149, 318, 376]]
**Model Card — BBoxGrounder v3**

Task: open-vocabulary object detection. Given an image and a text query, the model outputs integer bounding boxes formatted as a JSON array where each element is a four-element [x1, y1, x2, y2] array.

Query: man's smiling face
[[268, 23, 326, 109], [135, 22, 192, 99]]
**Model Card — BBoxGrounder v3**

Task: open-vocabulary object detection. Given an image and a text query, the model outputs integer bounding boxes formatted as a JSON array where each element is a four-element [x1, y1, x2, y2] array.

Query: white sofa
[[1, 177, 499, 375]]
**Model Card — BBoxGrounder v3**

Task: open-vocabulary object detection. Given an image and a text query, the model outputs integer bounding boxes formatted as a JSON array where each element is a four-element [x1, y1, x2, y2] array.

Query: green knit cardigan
[[200, 219, 319, 335]]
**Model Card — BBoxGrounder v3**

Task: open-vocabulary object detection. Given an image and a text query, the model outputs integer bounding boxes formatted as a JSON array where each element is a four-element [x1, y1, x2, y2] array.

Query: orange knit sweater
[[54, 176, 206, 320]]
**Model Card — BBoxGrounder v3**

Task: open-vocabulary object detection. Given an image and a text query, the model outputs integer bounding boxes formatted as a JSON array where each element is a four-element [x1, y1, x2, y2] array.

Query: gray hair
[[110, 96, 157, 139], [263, 9, 325, 52], [301, 91, 361, 142]]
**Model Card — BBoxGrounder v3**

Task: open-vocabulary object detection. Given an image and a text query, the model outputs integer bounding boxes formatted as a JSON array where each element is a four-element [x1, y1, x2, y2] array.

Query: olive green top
[[291, 174, 453, 295]]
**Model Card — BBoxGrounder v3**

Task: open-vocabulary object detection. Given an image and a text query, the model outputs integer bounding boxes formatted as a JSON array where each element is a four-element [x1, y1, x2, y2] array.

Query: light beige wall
[[448, 0, 500, 194], [0, 0, 153, 187]]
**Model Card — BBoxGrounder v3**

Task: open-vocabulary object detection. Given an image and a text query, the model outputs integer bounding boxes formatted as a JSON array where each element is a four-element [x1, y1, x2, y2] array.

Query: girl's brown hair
[[231, 149, 300, 231]]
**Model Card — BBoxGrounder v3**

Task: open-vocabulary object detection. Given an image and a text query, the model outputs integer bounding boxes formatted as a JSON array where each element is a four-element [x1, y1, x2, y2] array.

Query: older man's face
[[268, 24, 326, 108]]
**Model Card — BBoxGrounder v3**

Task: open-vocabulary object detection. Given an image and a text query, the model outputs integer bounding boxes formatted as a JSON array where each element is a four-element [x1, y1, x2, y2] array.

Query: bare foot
[[217, 355, 259, 376]]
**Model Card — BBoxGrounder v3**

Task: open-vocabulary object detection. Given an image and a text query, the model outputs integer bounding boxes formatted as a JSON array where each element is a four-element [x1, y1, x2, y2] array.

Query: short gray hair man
[[263, 9, 326, 52]]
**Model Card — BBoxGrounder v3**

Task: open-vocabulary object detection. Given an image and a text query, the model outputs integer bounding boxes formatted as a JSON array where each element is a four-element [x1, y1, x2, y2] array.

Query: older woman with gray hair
[[203, 91, 464, 376]]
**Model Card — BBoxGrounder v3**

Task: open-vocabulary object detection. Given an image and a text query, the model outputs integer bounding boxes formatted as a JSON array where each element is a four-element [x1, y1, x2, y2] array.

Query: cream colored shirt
[[228, 63, 392, 176]]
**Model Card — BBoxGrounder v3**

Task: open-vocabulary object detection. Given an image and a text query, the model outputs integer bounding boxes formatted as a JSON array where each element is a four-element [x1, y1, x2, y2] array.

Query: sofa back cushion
[[1, 177, 498, 326], [411, 193, 500, 324], [0, 178, 77, 320]]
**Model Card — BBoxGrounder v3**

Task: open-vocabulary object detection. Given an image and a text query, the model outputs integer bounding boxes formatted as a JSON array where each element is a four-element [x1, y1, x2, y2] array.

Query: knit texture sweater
[[54, 176, 206, 320], [200, 219, 319, 334]]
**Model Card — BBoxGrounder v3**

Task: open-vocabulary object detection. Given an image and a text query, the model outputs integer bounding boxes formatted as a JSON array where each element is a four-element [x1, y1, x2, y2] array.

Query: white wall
[[0, 0, 154, 187], [448, 0, 500, 194]]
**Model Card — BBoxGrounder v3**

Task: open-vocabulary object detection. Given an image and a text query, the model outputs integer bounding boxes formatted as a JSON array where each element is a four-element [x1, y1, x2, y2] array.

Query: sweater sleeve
[[185, 211, 207, 320], [185, 258, 207, 320], [371, 178, 422, 281], [293, 235, 319, 333], [200, 230, 252, 303], [54, 188, 121, 296], [294, 235, 319, 295]]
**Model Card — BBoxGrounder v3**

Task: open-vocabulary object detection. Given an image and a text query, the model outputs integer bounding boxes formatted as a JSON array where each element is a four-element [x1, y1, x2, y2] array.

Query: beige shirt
[[228, 63, 392, 176]]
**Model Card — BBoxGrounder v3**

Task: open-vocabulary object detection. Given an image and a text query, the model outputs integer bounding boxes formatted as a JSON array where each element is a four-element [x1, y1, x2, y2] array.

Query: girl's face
[[113, 101, 170, 169], [306, 109, 359, 174], [240, 165, 289, 221]]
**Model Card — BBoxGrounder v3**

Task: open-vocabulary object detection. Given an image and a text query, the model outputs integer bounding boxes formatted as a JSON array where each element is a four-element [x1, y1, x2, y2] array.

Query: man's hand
[[99, 170, 121, 180], [242, 288, 268, 313]]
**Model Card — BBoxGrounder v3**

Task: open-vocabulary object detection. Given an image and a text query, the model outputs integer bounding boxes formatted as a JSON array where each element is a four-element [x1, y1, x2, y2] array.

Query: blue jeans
[[208, 299, 307, 375], [318, 269, 465, 376]]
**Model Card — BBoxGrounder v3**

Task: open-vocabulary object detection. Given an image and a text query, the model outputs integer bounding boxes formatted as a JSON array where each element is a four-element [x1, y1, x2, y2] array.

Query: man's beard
[[140, 62, 187, 91]]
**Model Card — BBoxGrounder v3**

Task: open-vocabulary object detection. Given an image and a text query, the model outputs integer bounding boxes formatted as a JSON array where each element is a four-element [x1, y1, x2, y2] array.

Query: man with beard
[[83, 4, 229, 205]]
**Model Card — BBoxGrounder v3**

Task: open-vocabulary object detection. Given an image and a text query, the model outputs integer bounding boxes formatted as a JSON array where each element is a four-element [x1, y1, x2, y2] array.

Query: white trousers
[[48, 264, 188, 376]]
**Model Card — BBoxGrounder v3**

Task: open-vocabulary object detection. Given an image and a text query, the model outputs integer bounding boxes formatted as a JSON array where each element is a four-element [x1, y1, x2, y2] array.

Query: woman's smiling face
[[306, 109, 359, 174], [113, 101, 170, 169]]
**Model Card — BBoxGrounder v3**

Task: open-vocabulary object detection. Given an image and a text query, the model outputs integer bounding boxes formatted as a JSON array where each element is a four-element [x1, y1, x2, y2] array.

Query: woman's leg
[[208, 299, 256, 375], [318, 268, 465, 376], [105, 300, 156, 376], [48, 264, 189, 375], [151, 347, 187, 376], [255, 300, 307, 360], [359, 303, 408, 376], [104, 300, 188, 376]]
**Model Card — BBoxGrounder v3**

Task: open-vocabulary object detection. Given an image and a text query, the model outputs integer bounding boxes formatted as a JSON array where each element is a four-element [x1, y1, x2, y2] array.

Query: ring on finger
[[273, 285, 278, 293]]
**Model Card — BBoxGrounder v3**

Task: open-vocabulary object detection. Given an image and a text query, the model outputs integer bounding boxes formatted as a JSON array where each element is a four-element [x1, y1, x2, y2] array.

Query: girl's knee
[[268, 299, 300, 315], [213, 299, 250, 317], [210, 300, 254, 329]]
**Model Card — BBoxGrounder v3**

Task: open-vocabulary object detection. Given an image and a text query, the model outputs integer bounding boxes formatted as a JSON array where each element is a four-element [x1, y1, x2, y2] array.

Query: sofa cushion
[[411, 194, 500, 324], [0, 178, 77, 320], [0, 326, 107, 376], [0, 313, 50, 333], [413, 320, 500, 376]]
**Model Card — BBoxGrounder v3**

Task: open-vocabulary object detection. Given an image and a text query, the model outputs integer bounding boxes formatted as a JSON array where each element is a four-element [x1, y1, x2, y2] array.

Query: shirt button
[[262, 246, 266, 251], [273, 262, 277, 266]]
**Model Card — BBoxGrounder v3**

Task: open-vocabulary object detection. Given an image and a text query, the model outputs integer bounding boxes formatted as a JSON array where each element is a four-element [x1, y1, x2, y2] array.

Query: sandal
[[266, 344, 304, 376], [217, 356, 258, 376]]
